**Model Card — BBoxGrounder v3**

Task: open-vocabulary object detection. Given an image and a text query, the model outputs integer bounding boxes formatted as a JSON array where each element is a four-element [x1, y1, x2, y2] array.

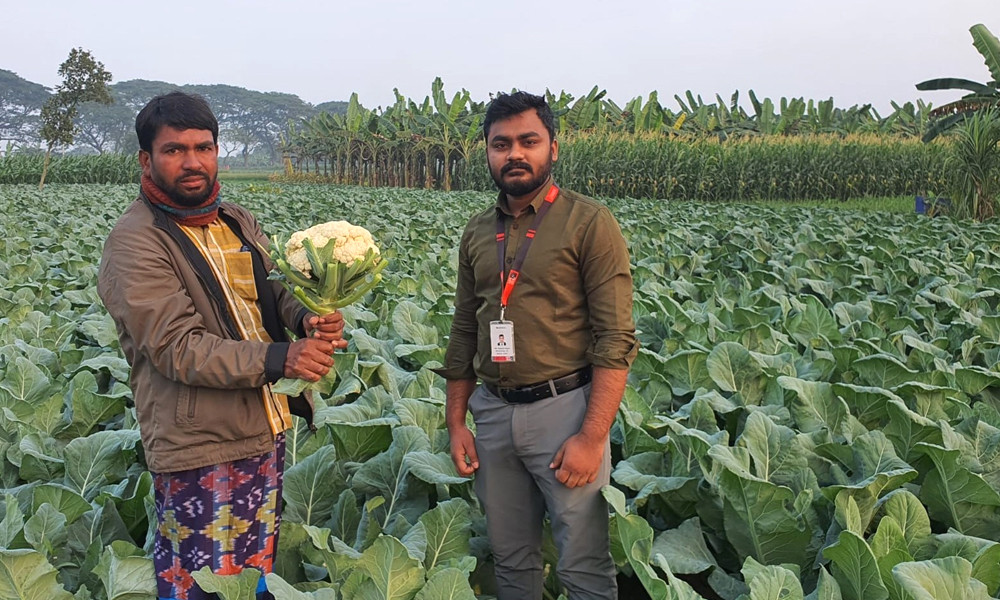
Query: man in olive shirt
[[436, 92, 637, 600]]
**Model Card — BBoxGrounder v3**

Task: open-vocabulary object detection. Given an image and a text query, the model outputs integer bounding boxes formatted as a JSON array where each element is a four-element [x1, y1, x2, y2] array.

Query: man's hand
[[449, 425, 479, 476], [303, 312, 349, 350], [550, 431, 605, 488], [284, 338, 335, 381]]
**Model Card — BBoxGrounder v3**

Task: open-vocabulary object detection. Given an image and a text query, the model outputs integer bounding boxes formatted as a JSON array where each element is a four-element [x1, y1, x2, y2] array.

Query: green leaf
[[191, 567, 260, 600], [869, 516, 912, 600], [0, 549, 73, 600], [821, 431, 918, 509], [611, 452, 699, 509], [93, 541, 156, 600], [786, 295, 841, 348], [711, 446, 814, 565], [823, 530, 889, 600], [32, 484, 91, 525], [741, 410, 809, 486], [852, 355, 920, 390], [892, 557, 991, 600], [264, 572, 338, 599], [413, 568, 476, 600], [915, 442, 1000, 538], [805, 567, 843, 600], [391, 300, 438, 345], [352, 427, 431, 529], [779, 377, 849, 437], [350, 536, 425, 600], [742, 557, 804, 600], [0, 356, 53, 405], [75, 355, 131, 383], [63, 430, 141, 500], [970, 23, 1000, 85], [878, 490, 932, 558], [662, 349, 713, 397], [401, 498, 471, 571], [602, 486, 669, 598], [403, 451, 470, 485], [283, 445, 345, 526], [707, 342, 768, 406], [326, 488, 362, 548], [650, 517, 717, 575], [0, 495, 24, 549], [23, 503, 66, 556], [62, 371, 127, 438]]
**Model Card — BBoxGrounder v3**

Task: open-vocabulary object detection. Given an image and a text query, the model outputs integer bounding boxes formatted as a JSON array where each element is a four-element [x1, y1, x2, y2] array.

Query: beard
[[490, 157, 553, 198], [150, 169, 217, 206]]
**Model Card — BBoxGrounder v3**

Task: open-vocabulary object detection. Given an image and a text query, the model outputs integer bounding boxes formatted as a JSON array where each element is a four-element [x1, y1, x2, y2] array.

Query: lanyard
[[495, 184, 559, 320]]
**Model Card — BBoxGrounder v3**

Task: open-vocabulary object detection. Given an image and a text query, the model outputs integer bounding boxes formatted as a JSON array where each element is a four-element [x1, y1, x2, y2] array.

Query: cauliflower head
[[285, 221, 379, 276]]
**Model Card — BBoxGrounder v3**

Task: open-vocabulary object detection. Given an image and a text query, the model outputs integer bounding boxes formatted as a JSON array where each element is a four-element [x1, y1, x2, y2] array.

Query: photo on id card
[[490, 320, 515, 362]]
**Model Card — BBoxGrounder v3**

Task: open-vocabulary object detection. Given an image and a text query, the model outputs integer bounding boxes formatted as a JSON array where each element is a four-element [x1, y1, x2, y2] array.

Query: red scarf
[[141, 174, 222, 227]]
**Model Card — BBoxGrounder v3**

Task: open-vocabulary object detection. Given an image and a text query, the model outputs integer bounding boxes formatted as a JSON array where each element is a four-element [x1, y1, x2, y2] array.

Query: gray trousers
[[469, 383, 617, 600]]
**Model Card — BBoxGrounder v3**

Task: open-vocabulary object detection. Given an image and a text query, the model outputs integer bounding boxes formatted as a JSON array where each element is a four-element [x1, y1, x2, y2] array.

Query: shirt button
[[512, 223, 518, 230], [500, 376, 509, 382], [506, 257, 513, 265]]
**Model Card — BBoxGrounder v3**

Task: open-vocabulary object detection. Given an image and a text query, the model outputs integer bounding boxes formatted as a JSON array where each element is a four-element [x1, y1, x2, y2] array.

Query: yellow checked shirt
[[180, 221, 292, 435], [436, 181, 638, 388]]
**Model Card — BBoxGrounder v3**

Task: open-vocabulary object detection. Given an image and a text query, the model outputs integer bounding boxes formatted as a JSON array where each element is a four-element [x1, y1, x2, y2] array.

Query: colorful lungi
[[152, 434, 285, 600]]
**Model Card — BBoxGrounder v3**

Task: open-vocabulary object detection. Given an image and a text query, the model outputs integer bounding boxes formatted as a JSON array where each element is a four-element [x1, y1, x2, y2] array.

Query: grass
[[218, 169, 275, 182], [740, 195, 915, 213]]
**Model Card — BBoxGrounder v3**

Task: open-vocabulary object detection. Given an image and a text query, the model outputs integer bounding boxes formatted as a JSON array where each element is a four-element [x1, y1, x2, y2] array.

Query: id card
[[490, 320, 515, 362]]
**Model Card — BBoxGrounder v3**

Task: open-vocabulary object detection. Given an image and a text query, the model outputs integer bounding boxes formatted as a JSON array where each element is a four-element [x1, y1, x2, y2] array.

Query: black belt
[[484, 367, 592, 404]]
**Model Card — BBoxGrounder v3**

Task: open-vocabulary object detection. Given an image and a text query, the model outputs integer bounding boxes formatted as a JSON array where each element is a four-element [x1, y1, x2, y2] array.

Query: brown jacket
[[98, 197, 311, 473]]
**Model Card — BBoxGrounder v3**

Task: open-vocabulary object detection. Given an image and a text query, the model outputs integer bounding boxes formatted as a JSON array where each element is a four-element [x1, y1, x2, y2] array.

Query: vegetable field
[[2, 183, 1000, 600]]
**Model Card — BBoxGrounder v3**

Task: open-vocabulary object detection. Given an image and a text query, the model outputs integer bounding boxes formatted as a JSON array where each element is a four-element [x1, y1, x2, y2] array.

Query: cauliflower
[[265, 219, 388, 396], [285, 220, 379, 276]]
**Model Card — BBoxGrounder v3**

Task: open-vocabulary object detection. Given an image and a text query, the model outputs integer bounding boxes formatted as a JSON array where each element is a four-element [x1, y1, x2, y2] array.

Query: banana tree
[[916, 23, 1000, 141]]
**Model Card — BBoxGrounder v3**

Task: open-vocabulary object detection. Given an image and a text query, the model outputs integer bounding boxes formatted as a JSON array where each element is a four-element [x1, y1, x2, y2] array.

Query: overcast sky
[[3, 1, 997, 113]]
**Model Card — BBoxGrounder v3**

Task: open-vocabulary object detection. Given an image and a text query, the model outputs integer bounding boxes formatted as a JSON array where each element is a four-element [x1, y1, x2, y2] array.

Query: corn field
[[0, 152, 139, 184], [278, 80, 951, 200], [460, 132, 952, 201]]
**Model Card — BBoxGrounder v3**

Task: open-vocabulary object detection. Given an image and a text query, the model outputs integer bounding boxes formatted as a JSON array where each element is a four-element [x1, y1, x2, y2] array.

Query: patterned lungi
[[152, 434, 285, 600]]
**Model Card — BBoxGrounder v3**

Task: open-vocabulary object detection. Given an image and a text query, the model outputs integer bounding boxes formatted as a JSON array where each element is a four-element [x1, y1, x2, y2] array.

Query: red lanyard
[[495, 184, 560, 319]]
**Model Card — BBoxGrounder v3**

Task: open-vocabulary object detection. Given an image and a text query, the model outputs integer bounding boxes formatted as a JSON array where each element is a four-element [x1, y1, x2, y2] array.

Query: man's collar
[[494, 178, 555, 217]]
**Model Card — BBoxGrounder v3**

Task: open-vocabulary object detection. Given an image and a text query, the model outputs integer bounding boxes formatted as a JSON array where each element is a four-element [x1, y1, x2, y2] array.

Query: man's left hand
[[304, 312, 349, 350], [550, 431, 606, 489]]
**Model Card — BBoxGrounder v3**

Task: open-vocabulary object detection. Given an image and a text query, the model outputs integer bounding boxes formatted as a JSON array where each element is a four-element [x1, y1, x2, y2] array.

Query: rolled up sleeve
[[433, 225, 479, 381], [580, 208, 639, 370]]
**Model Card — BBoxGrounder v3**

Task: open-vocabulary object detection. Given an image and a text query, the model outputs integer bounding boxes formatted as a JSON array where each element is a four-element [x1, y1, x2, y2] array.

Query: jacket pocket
[[176, 386, 198, 424]]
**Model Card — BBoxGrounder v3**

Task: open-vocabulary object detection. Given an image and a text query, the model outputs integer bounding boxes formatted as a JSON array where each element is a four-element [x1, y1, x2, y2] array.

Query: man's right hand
[[449, 425, 479, 476], [284, 338, 335, 381]]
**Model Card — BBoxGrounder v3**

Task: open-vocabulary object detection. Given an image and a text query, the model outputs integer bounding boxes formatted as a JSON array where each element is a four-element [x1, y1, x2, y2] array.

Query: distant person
[[435, 91, 637, 600], [97, 91, 346, 600]]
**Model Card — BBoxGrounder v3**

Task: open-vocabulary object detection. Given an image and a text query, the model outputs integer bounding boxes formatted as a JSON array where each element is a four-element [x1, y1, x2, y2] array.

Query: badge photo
[[490, 320, 515, 362]]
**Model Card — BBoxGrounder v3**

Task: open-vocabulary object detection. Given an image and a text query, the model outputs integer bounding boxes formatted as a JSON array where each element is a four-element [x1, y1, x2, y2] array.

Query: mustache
[[501, 162, 532, 175], [178, 170, 209, 180]]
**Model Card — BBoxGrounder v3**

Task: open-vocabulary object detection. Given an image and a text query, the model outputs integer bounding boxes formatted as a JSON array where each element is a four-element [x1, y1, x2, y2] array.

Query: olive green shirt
[[436, 180, 638, 387]]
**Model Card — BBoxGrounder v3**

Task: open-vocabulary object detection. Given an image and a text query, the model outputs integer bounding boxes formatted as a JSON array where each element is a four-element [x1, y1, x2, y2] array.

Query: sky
[[2, 0, 997, 114]]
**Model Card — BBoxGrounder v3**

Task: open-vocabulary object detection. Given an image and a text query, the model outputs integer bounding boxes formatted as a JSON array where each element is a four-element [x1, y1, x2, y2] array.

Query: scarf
[[141, 173, 222, 227]]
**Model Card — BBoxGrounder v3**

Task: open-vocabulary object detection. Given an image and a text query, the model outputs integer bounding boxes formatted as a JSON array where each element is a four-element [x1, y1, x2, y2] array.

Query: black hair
[[483, 91, 556, 142], [135, 91, 219, 152]]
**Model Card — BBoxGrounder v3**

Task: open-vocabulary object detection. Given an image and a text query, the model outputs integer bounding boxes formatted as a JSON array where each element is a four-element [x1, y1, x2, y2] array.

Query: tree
[[916, 23, 1000, 141], [38, 48, 113, 187], [948, 108, 1000, 221], [0, 69, 51, 151], [74, 101, 137, 154]]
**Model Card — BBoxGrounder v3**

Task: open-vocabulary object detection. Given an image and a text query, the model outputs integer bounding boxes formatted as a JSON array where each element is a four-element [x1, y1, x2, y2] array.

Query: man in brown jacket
[[98, 92, 343, 600]]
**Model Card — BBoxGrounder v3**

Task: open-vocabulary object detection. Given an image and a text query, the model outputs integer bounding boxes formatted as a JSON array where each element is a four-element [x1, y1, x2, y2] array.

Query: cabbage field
[[1, 183, 1000, 600]]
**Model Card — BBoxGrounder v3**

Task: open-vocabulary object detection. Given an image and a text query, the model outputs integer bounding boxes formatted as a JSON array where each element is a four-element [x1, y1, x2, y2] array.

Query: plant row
[[0, 184, 998, 600]]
